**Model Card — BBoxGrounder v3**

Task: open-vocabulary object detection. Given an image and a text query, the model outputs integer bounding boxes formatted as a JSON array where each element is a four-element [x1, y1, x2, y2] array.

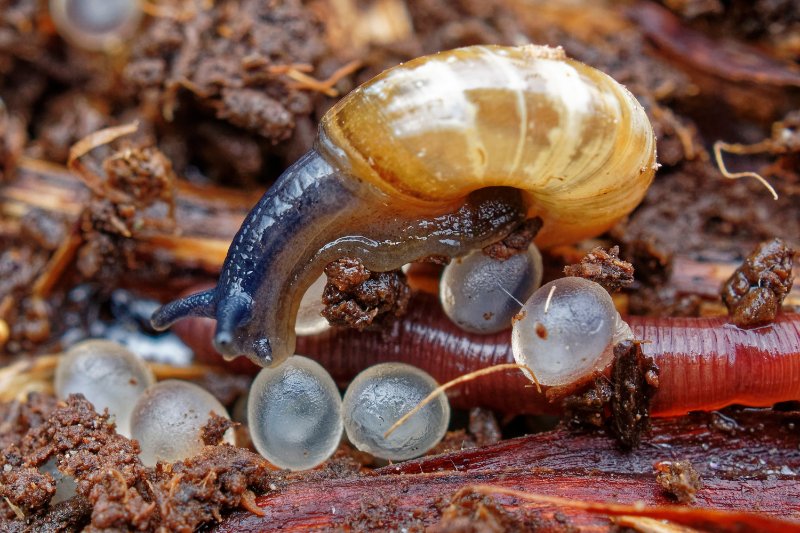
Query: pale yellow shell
[[319, 45, 657, 247]]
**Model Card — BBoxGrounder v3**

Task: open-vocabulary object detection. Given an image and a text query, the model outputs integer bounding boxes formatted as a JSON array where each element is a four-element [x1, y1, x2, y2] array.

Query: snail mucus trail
[[152, 44, 657, 368]]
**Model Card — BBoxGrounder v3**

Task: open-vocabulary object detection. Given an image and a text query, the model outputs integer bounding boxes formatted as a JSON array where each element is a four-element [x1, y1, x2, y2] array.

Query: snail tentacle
[[151, 289, 216, 329]]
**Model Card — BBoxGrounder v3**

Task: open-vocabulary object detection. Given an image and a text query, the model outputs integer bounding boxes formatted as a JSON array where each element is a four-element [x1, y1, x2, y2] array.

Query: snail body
[[152, 44, 657, 367]]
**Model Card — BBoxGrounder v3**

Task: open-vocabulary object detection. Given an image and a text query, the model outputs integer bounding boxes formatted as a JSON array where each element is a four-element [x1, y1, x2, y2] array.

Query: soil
[[563, 246, 635, 293], [561, 340, 659, 449], [321, 257, 411, 330], [721, 238, 795, 327], [0, 394, 273, 532], [654, 459, 703, 504], [482, 217, 543, 260]]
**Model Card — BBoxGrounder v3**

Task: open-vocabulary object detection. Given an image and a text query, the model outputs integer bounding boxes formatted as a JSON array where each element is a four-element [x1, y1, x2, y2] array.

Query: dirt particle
[[200, 412, 236, 446], [610, 341, 659, 450], [534, 322, 548, 339], [722, 238, 795, 328], [467, 408, 502, 447], [321, 257, 410, 330], [654, 459, 702, 503], [430, 491, 529, 533], [562, 340, 659, 449], [564, 245, 634, 294], [482, 218, 543, 260]]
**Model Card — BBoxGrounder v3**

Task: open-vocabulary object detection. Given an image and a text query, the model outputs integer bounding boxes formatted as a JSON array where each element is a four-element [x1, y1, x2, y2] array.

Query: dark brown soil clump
[[322, 257, 411, 330], [482, 217, 543, 260], [564, 245, 635, 293], [722, 238, 795, 327], [0, 394, 272, 532], [562, 341, 659, 449], [609, 341, 659, 450]]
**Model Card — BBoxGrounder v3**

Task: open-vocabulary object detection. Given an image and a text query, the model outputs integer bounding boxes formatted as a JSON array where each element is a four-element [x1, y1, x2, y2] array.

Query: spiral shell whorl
[[319, 44, 657, 247]]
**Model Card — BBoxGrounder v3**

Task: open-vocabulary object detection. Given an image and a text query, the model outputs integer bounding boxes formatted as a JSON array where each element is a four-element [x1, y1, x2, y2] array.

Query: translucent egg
[[511, 277, 633, 387], [440, 244, 543, 334], [295, 274, 330, 336], [342, 363, 450, 461], [39, 458, 77, 504], [55, 339, 155, 437], [130, 380, 234, 467], [248, 356, 343, 470], [50, 0, 142, 51]]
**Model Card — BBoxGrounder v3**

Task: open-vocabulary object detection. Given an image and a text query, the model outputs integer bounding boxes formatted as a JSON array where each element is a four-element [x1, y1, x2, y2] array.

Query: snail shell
[[320, 45, 656, 246], [152, 44, 657, 367]]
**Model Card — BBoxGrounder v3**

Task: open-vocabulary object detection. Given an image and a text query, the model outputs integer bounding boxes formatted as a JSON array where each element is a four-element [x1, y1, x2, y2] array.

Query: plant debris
[[654, 459, 703, 504], [321, 257, 411, 330], [482, 217, 543, 260], [0, 394, 273, 532], [564, 245, 635, 293], [722, 238, 795, 327]]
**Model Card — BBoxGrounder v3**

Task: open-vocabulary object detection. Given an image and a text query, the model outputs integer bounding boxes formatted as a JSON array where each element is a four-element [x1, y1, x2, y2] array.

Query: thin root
[[384, 363, 540, 439], [284, 60, 362, 97], [458, 485, 799, 532], [240, 490, 266, 517], [713, 141, 778, 200]]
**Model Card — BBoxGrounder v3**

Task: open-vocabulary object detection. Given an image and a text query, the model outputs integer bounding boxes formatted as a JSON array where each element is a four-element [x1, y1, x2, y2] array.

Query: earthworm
[[175, 293, 800, 416]]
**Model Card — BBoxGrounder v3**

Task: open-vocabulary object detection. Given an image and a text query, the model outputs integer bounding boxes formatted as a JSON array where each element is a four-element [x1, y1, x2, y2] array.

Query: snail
[[151, 44, 657, 368]]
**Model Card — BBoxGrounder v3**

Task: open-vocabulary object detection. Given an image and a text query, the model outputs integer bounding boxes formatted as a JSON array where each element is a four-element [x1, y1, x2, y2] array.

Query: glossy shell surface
[[320, 45, 657, 246]]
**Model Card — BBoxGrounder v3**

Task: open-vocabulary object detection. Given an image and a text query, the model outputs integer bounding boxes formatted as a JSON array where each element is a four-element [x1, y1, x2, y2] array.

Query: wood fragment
[[215, 410, 800, 532]]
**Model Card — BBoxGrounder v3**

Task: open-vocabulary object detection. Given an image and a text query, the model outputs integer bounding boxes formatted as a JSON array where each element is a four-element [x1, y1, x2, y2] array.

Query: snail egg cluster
[[342, 363, 450, 461], [55, 339, 155, 437], [512, 277, 633, 386], [56, 339, 234, 466], [50, 0, 141, 50], [295, 274, 330, 336], [441, 244, 543, 333], [247, 359, 450, 468], [247, 356, 343, 471], [130, 380, 234, 467]]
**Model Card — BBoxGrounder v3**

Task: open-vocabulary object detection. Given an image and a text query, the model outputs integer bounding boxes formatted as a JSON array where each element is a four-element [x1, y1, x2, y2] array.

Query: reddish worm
[[175, 293, 800, 417]]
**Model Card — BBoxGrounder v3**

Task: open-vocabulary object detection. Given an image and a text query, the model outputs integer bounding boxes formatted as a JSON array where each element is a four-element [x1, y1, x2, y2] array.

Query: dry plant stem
[[461, 485, 800, 533], [0, 353, 227, 402], [284, 59, 362, 97], [713, 141, 778, 200], [214, 410, 800, 532], [30, 227, 82, 298], [383, 363, 539, 438], [2, 155, 255, 274]]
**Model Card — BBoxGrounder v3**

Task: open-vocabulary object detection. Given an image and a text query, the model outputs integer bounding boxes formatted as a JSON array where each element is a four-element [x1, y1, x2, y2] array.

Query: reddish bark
[[214, 410, 800, 532]]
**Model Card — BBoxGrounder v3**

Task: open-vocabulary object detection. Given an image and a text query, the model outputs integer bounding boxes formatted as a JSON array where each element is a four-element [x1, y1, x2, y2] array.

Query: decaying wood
[[1, 157, 257, 275], [215, 409, 800, 532]]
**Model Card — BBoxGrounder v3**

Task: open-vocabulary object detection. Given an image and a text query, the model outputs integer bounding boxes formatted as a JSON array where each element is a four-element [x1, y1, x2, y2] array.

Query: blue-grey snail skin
[[151, 44, 657, 368]]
